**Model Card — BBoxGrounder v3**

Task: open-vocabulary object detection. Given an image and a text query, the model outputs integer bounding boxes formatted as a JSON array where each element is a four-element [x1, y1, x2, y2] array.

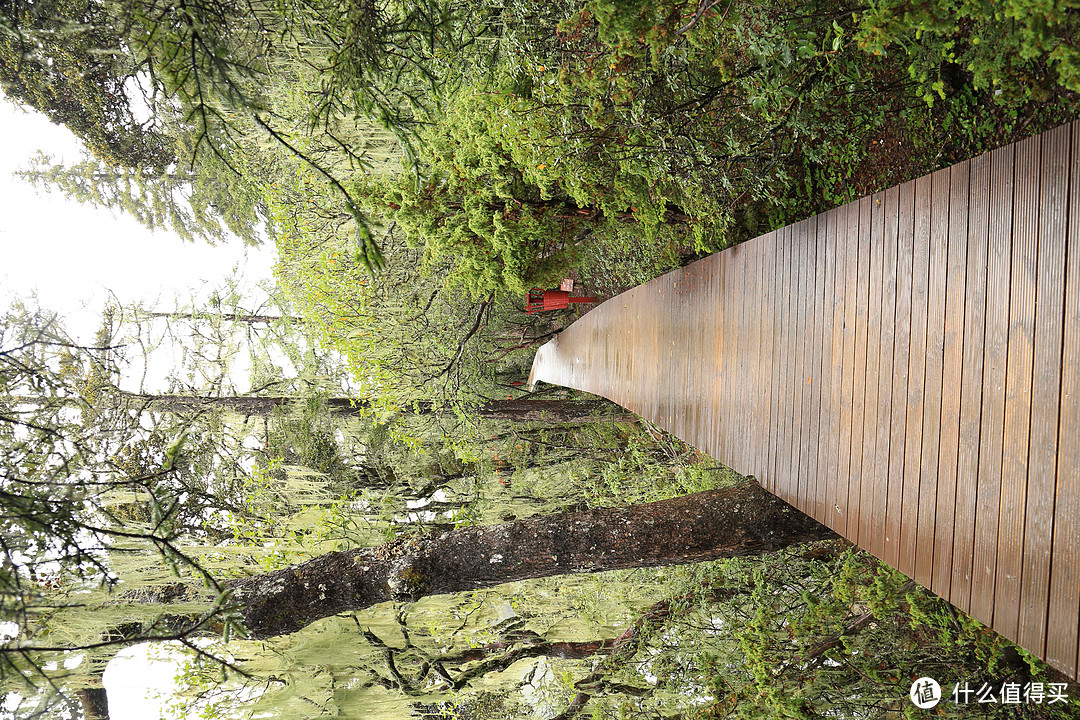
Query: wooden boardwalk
[[528, 120, 1080, 681]]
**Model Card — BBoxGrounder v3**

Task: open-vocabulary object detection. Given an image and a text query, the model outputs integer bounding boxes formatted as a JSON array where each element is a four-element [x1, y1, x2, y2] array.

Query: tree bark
[[474, 399, 636, 423], [126, 394, 636, 424], [227, 483, 836, 639], [75, 687, 110, 720], [143, 311, 292, 325]]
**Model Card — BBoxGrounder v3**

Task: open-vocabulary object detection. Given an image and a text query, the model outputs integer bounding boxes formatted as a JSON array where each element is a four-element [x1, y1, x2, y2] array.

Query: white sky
[[0, 97, 277, 345], [0, 95, 279, 720]]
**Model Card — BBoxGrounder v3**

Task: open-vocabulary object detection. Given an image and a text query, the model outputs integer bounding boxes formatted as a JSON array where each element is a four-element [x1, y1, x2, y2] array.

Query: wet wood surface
[[528, 120, 1080, 681]]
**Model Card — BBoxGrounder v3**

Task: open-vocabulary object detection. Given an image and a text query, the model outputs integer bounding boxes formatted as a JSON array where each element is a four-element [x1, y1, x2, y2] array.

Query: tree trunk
[[126, 394, 636, 424], [228, 482, 836, 638], [143, 311, 292, 324], [75, 687, 110, 720], [475, 399, 636, 423]]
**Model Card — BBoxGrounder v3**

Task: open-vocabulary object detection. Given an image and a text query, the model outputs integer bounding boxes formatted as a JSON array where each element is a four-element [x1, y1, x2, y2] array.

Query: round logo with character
[[910, 677, 942, 709]]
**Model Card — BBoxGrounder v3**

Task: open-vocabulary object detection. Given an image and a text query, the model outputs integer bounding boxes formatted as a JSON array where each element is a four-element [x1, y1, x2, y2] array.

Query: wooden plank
[[671, 262, 686, 441], [1018, 122, 1069, 656], [620, 284, 638, 414], [780, 223, 797, 498], [915, 168, 950, 588], [776, 226, 793, 496], [792, 218, 810, 510], [900, 174, 932, 577], [642, 276, 658, 422], [751, 240, 764, 478], [682, 265, 694, 440], [734, 242, 747, 466], [752, 240, 763, 471], [735, 243, 748, 465], [777, 225, 794, 496], [846, 198, 871, 540], [776, 225, 791, 495], [766, 227, 784, 494], [859, 193, 885, 550], [717, 254, 725, 455], [815, 210, 837, 525], [653, 274, 664, 425], [779, 223, 798, 502], [995, 133, 1040, 642], [933, 161, 970, 598], [764, 232, 781, 483], [1045, 120, 1080, 678], [807, 213, 820, 518], [717, 253, 729, 459], [696, 258, 713, 452], [770, 224, 785, 496], [701, 258, 716, 457], [691, 258, 712, 455], [738, 243, 751, 470], [825, 206, 847, 533], [806, 214, 826, 520], [664, 271, 678, 435], [951, 151, 991, 613], [797, 218, 814, 507], [970, 142, 1015, 627], [885, 180, 915, 568], [687, 262, 706, 454], [745, 240, 758, 475], [632, 280, 646, 417], [722, 245, 735, 460], [755, 235, 773, 479], [815, 213, 830, 521], [670, 270, 683, 433], [746, 241, 759, 471], [790, 218, 804, 504], [874, 187, 900, 562], [712, 256, 725, 461], [780, 223, 795, 496], [657, 273, 672, 432], [837, 201, 860, 534]]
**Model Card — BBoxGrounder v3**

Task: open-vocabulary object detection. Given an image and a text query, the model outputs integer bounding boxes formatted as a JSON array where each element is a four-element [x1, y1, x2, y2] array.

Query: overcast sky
[[0, 97, 277, 344], [0, 95, 280, 719]]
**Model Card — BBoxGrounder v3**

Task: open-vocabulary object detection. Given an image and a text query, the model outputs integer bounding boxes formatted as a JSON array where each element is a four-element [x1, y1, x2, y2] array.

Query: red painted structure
[[526, 288, 598, 314]]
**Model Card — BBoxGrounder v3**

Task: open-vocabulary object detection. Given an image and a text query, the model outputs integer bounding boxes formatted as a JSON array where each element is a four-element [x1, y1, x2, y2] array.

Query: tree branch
[[427, 293, 495, 381]]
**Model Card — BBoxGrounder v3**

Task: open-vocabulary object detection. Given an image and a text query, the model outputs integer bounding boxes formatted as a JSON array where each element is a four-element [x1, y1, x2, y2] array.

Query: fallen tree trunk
[[228, 482, 836, 638], [126, 394, 636, 424]]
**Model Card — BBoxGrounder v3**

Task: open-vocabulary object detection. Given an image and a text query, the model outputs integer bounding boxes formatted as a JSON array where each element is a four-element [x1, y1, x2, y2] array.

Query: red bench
[[526, 288, 598, 314]]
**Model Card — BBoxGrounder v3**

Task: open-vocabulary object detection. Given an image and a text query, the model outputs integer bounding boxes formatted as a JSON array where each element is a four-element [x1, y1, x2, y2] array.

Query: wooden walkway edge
[[527, 120, 1080, 681]]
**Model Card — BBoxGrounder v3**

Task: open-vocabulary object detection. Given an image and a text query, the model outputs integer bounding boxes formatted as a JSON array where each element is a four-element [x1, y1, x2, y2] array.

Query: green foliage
[[357, 82, 656, 297], [0, 302, 250, 713], [706, 548, 1078, 719], [219, 457, 378, 572], [16, 149, 269, 245], [8, 0, 1080, 716], [4, 0, 489, 266], [0, 0, 175, 170], [275, 223, 465, 412], [856, 0, 1080, 103], [414, 0, 906, 278]]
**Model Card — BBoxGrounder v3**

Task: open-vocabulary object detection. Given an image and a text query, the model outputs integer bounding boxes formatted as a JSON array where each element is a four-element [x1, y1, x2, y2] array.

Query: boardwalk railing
[[528, 120, 1080, 681]]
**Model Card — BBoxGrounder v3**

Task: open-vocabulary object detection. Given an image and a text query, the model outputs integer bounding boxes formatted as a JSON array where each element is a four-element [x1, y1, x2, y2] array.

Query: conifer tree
[[0, 0, 174, 170], [15, 149, 269, 245]]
